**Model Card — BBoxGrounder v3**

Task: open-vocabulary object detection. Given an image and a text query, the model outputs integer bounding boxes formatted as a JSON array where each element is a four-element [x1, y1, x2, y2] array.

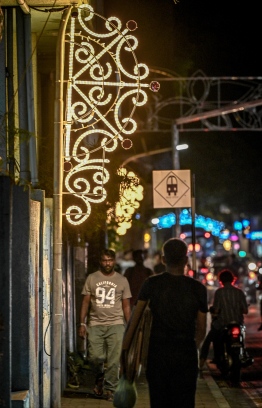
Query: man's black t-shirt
[[138, 272, 208, 342]]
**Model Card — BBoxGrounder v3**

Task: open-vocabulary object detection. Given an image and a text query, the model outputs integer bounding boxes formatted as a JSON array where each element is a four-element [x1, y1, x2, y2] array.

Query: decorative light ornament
[[63, 4, 159, 225], [107, 167, 144, 236], [154, 209, 225, 237]]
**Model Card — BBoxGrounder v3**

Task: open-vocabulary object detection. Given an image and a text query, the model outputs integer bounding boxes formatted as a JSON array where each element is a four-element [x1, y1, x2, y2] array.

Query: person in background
[[121, 238, 208, 408], [143, 249, 155, 270], [258, 273, 262, 331], [116, 249, 135, 274], [199, 306, 219, 371], [213, 269, 248, 330], [204, 269, 251, 368], [78, 249, 131, 402], [124, 249, 154, 309], [153, 250, 166, 274]]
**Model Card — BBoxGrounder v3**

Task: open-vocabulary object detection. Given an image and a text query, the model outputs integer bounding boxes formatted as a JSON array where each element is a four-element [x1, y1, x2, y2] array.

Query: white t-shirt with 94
[[81, 270, 131, 327]]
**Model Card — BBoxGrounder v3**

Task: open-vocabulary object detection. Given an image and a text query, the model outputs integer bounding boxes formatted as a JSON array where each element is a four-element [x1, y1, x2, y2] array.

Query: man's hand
[[78, 324, 87, 339]]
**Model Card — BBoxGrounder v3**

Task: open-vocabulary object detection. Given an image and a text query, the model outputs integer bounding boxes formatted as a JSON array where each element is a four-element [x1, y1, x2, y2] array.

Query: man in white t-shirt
[[78, 249, 131, 401]]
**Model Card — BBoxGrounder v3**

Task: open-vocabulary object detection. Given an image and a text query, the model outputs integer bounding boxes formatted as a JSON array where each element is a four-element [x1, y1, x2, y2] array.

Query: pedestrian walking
[[153, 250, 166, 274], [124, 249, 154, 309], [199, 306, 219, 370], [78, 249, 132, 402], [256, 274, 262, 331], [121, 238, 208, 408]]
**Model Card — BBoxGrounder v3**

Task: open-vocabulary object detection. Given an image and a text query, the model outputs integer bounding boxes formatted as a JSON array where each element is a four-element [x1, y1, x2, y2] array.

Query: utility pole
[[171, 122, 197, 274], [191, 174, 197, 275], [171, 122, 181, 238], [52, 6, 71, 408]]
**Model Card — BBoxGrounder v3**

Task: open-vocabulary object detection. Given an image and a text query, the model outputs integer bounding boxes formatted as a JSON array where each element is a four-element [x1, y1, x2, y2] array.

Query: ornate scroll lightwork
[[63, 4, 159, 225]]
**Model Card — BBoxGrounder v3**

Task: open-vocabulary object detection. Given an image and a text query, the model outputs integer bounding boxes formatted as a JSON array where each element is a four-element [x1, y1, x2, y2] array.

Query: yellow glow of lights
[[223, 240, 232, 251], [63, 5, 159, 225], [188, 243, 201, 252], [107, 167, 143, 235], [249, 271, 256, 279], [144, 233, 151, 243]]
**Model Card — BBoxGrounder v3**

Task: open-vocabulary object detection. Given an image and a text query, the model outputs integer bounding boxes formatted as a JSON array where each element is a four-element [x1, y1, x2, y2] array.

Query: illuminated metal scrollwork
[[63, 4, 159, 225]]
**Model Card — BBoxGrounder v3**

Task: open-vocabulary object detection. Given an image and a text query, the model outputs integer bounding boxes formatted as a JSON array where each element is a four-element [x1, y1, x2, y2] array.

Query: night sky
[[103, 0, 262, 227]]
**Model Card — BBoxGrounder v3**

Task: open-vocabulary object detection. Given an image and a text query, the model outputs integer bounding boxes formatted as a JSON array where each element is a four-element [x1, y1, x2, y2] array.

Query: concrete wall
[[0, 177, 54, 408]]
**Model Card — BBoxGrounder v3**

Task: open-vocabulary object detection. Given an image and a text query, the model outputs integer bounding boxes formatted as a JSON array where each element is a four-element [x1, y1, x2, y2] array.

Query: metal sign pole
[[52, 7, 71, 407], [191, 174, 197, 277], [172, 123, 181, 237]]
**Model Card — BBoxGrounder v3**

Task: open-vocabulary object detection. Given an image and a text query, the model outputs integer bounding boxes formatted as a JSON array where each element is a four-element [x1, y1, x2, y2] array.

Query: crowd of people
[[77, 242, 256, 407]]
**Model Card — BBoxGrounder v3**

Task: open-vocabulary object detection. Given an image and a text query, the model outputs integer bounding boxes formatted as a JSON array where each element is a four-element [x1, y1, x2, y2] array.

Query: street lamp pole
[[171, 123, 197, 273], [191, 174, 197, 275], [52, 6, 71, 408], [171, 123, 181, 238]]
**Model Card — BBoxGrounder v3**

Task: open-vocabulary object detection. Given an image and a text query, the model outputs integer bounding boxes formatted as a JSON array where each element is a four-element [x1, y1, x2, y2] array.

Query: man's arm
[[122, 297, 131, 324], [78, 294, 91, 338], [195, 310, 207, 349], [120, 300, 147, 379], [122, 300, 147, 350]]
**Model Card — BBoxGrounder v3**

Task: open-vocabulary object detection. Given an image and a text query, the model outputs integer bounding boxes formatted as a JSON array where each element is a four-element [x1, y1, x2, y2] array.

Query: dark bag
[[113, 374, 137, 408]]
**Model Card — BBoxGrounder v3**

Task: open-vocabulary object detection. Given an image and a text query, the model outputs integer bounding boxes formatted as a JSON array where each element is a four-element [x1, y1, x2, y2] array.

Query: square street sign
[[153, 170, 191, 208]]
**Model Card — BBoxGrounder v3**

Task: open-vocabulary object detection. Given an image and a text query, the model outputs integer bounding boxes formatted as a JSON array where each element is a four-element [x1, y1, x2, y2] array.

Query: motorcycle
[[214, 322, 254, 383]]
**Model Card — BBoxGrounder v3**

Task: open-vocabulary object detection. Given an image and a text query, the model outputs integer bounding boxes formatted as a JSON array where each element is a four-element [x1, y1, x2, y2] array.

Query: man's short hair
[[162, 238, 188, 266], [100, 249, 116, 259], [218, 269, 234, 284]]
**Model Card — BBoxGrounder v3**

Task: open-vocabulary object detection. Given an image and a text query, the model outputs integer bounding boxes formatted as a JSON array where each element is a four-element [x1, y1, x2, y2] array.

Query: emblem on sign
[[153, 170, 191, 208]]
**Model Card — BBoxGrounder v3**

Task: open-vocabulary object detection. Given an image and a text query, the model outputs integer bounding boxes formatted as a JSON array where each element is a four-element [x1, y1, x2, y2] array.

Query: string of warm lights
[[107, 167, 144, 236], [62, 4, 159, 225]]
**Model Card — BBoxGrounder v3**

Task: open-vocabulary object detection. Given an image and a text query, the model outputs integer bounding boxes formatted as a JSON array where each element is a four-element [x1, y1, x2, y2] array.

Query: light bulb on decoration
[[126, 20, 137, 31], [62, 4, 159, 225], [64, 161, 72, 172], [150, 81, 161, 92], [121, 139, 133, 149]]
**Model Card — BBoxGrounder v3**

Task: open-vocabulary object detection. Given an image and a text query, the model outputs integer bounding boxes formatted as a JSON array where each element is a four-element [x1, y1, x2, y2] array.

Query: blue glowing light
[[247, 231, 262, 240], [155, 210, 225, 236], [158, 213, 176, 228], [242, 219, 250, 228], [219, 230, 230, 239], [239, 251, 247, 257], [233, 221, 243, 231]]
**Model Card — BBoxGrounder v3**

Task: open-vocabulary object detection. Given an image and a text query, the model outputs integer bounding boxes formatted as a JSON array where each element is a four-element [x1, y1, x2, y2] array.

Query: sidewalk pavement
[[61, 368, 233, 408], [61, 302, 262, 408]]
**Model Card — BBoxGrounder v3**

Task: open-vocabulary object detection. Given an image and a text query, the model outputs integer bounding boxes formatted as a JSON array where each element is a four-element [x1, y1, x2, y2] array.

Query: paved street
[[205, 302, 262, 407], [61, 301, 262, 407]]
